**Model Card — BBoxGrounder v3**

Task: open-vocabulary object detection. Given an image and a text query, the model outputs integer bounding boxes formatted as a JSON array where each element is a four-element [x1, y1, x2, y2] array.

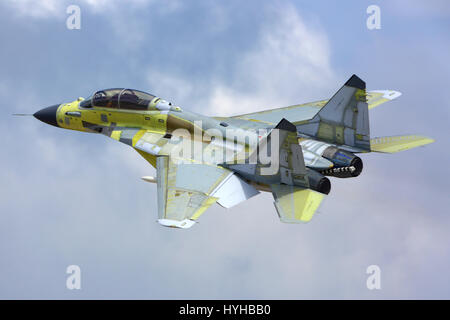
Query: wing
[[370, 135, 435, 153], [229, 100, 325, 125], [156, 157, 220, 228], [228, 90, 402, 125], [155, 157, 259, 228], [129, 129, 259, 229]]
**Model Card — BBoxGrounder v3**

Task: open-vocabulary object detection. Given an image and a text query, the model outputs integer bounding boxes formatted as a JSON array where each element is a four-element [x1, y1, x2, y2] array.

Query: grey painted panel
[[119, 128, 140, 145], [343, 107, 353, 127], [317, 86, 354, 121], [156, 157, 169, 219], [175, 164, 227, 194], [344, 128, 355, 146], [296, 121, 319, 136], [280, 167, 293, 185], [355, 101, 370, 135]]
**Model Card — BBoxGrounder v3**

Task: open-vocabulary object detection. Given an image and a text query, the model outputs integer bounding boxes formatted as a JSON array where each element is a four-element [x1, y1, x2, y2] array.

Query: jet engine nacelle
[[307, 169, 331, 195], [321, 146, 363, 178], [299, 140, 363, 178]]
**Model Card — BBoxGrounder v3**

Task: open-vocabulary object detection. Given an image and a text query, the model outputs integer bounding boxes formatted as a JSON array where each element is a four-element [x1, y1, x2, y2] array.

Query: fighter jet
[[33, 75, 434, 228]]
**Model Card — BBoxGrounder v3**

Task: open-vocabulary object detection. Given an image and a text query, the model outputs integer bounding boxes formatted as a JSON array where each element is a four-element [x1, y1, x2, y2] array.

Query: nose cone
[[34, 104, 60, 127]]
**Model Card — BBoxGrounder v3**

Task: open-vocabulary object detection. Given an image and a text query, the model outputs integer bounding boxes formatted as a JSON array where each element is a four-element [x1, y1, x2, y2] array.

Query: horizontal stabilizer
[[271, 184, 325, 223], [370, 135, 435, 153], [367, 90, 402, 110]]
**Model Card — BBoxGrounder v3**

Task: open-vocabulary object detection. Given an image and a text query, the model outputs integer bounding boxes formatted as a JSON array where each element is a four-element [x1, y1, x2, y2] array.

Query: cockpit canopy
[[79, 88, 157, 110]]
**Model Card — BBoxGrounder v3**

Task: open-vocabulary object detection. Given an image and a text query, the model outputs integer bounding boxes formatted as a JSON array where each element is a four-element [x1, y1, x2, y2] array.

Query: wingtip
[[370, 90, 402, 100], [157, 219, 196, 229], [424, 137, 435, 144]]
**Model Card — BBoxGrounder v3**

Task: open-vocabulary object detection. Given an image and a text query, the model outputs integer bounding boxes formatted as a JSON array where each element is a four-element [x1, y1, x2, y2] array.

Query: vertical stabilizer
[[223, 118, 309, 188], [297, 74, 370, 151]]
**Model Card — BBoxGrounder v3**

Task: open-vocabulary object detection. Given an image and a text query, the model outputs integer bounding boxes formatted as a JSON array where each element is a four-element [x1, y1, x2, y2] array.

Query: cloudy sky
[[0, 0, 449, 299]]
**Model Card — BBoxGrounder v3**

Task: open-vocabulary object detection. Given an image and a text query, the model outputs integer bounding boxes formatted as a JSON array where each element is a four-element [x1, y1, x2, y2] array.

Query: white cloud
[[145, 71, 195, 106], [3, 0, 62, 18], [3, 0, 156, 19], [209, 4, 335, 116], [146, 3, 336, 116]]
